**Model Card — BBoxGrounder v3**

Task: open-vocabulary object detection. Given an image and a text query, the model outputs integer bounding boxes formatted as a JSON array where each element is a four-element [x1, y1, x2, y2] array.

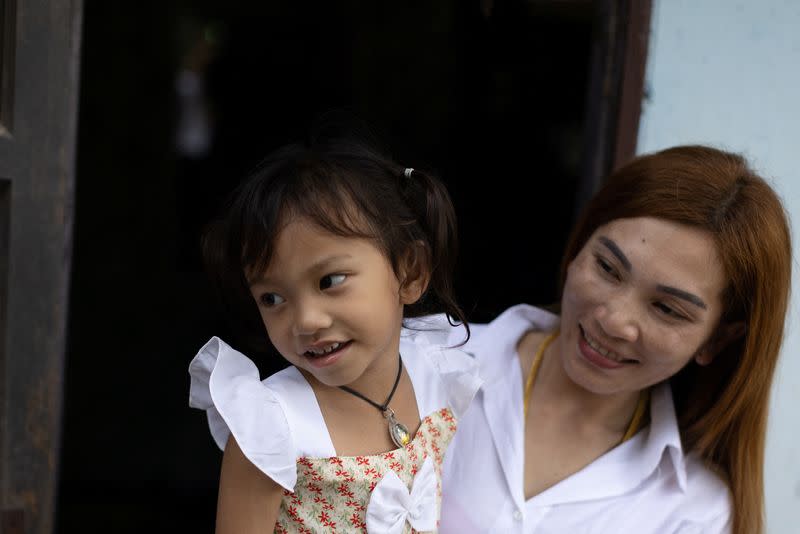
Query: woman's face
[[558, 216, 730, 395]]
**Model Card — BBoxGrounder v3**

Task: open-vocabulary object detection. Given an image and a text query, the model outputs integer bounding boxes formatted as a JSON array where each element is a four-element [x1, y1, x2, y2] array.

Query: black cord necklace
[[338, 355, 410, 448]]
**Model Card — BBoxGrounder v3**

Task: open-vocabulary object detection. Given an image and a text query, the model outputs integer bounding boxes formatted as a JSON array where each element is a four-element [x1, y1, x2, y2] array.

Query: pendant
[[384, 408, 410, 448]]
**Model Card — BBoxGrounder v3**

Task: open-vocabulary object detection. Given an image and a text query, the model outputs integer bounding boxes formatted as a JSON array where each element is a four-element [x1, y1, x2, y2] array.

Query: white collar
[[467, 304, 688, 510], [467, 303, 560, 386]]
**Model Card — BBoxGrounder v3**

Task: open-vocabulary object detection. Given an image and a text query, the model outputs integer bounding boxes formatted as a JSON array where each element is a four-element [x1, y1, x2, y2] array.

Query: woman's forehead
[[587, 217, 726, 298]]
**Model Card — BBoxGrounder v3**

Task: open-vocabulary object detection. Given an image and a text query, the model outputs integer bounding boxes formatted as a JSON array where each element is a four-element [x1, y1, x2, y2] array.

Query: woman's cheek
[[569, 262, 608, 304]]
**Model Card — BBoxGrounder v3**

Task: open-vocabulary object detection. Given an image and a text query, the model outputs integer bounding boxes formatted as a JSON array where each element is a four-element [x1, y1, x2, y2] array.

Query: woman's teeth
[[305, 342, 341, 357], [583, 330, 636, 363]]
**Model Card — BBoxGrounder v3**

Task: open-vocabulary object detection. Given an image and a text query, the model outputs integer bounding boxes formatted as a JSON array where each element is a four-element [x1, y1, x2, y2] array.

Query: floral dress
[[189, 317, 480, 534]]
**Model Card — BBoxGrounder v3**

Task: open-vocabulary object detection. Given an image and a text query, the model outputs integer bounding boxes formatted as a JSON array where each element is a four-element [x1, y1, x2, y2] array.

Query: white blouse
[[439, 304, 732, 534], [188, 314, 481, 533]]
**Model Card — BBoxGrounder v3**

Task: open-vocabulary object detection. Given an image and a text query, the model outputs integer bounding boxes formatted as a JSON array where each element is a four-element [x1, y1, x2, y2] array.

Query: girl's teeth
[[307, 342, 342, 356]]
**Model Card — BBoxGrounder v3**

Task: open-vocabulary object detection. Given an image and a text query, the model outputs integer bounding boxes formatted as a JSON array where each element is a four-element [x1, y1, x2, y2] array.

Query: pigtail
[[399, 167, 469, 342], [205, 114, 469, 351]]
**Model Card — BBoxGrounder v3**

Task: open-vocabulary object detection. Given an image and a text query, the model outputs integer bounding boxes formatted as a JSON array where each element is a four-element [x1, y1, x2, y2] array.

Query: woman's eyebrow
[[598, 235, 708, 310], [598, 236, 632, 272], [656, 285, 707, 309]]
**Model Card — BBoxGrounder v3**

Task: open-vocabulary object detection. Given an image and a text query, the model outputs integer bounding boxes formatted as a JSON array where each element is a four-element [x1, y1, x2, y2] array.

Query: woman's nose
[[291, 298, 333, 336], [594, 297, 640, 342]]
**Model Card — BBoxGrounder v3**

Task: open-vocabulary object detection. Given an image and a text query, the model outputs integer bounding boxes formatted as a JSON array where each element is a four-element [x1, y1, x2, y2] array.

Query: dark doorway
[[57, 2, 595, 532]]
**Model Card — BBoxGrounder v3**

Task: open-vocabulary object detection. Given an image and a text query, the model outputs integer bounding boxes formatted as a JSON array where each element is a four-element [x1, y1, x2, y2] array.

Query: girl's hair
[[560, 145, 792, 534], [203, 123, 467, 352]]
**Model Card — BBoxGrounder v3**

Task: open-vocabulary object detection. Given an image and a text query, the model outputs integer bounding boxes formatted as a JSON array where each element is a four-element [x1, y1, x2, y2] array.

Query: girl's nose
[[291, 299, 333, 336], [594, 298, 640, 343]]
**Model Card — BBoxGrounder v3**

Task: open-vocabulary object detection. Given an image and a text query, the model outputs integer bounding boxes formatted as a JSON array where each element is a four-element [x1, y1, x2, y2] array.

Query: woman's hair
[[203, 122, 467, 352], [560, 145, 791, 534]]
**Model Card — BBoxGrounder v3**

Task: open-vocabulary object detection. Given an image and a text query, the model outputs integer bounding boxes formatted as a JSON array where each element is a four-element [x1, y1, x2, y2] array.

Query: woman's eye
[[260, 293, 285, 307], [595, 257, 618, 278], [653, 302, 684, 319], [320, 274, 346, 290]]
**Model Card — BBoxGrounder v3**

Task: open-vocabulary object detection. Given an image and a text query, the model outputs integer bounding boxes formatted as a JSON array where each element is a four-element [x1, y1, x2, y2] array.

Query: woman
[[440, 146, 791, 534]]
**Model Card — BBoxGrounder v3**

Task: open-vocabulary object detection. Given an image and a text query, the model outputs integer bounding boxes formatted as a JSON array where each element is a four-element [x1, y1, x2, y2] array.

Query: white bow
[[365, 457, 438, 534]]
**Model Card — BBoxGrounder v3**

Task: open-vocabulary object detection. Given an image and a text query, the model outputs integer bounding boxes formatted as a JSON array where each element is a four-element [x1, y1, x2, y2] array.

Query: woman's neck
[[530, 332, 642, 435]]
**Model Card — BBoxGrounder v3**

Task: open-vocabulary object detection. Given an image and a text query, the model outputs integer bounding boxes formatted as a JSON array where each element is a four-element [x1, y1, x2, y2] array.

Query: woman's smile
[[578, 325, 639, 369], [559, 216, 727, 395]]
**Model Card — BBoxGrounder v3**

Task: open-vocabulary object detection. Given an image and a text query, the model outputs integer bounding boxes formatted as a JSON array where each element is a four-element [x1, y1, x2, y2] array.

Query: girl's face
[[248, 217, 419, 388], [558, 216, 731, 395]]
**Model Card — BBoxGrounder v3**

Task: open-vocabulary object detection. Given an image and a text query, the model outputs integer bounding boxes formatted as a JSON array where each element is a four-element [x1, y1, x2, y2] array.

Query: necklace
[[523, 330, 649, 444], [338, 355, 411, 448]]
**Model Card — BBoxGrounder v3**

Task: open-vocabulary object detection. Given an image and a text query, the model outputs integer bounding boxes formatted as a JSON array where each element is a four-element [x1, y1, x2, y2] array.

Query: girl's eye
[[260, 293, 285, 307], [320, 274, 346, 290]]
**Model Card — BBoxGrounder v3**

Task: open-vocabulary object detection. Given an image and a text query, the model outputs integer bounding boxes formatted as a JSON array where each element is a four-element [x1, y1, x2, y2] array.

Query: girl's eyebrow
[[598, 236, 632, 272], [247, 254, 354, 287], [308, 254, 354, 272]]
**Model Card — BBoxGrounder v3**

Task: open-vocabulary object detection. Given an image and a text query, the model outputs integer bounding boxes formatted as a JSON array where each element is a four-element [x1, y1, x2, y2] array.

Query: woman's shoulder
[[462, 304, 560, 380], [187, 336, 301, 490], [678, 453, 732, 528], [471, 303, 558, 345]]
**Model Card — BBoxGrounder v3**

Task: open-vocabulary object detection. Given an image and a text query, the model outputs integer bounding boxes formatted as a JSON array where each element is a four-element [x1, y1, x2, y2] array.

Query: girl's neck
[[301, 341, 421, 456], [532, 332, 642, 434], [303, 345, 404, 406]]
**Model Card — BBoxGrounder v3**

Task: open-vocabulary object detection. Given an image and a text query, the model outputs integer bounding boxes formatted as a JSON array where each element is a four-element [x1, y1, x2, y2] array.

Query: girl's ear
[[398, 241, 431, 306], [694, 321, 746, 366]]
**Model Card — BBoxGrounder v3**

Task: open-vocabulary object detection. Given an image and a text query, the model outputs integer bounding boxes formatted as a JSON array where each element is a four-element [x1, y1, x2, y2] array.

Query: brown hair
[[203, 126, 468, 353], [560, 145, 791, 534]]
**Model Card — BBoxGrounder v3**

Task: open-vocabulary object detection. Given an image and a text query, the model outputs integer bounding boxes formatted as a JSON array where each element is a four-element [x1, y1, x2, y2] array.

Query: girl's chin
[[304, 365, 366, 389]]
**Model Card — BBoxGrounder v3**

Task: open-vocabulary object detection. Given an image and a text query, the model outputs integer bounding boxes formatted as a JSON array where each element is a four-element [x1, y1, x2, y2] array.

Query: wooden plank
[[1, 508, 24, 534], [576, 0, 652, 214], [613, 0, 652, 169], [0, 0, 83, 532], [0, 180, 8, 523], [0, 0, 15, 134]]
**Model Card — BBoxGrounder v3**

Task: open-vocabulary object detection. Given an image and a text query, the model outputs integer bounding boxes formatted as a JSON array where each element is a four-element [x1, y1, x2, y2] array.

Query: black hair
[[203, 122, 468, 353]]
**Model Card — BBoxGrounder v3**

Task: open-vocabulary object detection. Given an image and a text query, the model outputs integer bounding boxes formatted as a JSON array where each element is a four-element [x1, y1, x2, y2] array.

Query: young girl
[[188, 129, 480, 533]]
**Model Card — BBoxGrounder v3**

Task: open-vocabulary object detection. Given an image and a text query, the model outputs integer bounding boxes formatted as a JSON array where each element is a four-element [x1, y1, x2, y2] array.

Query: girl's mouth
[[303, 340, 352, 368]]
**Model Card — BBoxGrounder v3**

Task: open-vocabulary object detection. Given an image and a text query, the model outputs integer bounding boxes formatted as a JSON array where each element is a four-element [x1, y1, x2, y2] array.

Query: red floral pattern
[[273, 409, 457, 533]]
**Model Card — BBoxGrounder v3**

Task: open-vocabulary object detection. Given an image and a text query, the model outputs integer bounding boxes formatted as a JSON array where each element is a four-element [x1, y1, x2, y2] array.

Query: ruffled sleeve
[[188, 336, 297, 491]]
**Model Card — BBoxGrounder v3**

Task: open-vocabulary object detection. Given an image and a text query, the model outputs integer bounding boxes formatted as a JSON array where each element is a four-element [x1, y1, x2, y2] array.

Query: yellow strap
[[523, 331, 559, 419], [621, 389, 650, 442], [522, 330, 649, 443]]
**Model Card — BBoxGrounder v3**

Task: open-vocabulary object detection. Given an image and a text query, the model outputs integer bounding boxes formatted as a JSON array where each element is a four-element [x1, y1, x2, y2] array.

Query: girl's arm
[[216, 435, 284, 534]]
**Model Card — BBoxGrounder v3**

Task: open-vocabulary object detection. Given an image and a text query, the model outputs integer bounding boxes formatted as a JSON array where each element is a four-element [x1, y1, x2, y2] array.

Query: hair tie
[[404, 168, 414, 179]]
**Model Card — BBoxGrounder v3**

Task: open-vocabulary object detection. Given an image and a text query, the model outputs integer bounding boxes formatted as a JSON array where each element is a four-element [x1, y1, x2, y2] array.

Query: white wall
[[637, 1, 800, 531]]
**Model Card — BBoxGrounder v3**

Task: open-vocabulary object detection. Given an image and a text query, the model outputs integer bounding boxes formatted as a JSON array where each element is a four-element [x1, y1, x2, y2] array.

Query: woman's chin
[[563, 355, 629, 396]]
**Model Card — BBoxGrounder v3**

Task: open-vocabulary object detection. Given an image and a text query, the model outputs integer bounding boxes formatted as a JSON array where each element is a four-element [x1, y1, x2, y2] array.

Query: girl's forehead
[[247, 217, 385, 280]]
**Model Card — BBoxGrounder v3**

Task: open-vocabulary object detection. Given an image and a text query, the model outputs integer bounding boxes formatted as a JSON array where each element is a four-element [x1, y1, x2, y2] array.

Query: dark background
[[57, 1, 593, 532]]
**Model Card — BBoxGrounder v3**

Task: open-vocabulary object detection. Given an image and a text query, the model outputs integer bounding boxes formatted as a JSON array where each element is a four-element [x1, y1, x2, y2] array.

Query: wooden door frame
[[577, 0, 652, 213], [0, 1, 83, 533]]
